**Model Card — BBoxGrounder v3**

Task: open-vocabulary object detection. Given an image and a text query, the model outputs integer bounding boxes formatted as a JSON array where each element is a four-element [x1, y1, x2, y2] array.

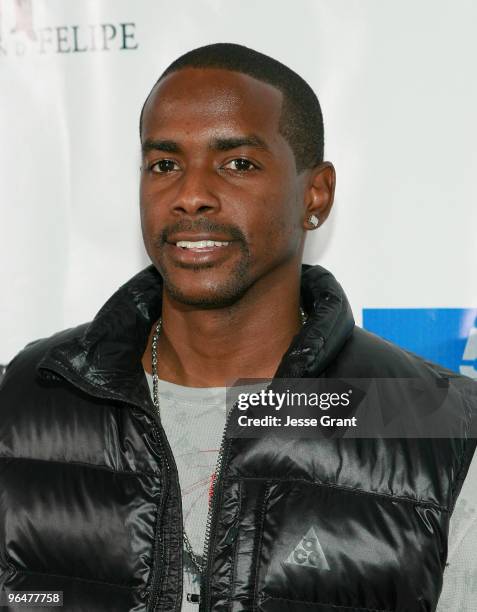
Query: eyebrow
[[210, 135, 269, 152], [142, 139, 180, 154], [141, 134, 270, 155]]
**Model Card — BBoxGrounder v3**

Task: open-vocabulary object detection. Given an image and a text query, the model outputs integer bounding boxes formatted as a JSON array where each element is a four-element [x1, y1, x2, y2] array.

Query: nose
[[172, 165, 220, 216]]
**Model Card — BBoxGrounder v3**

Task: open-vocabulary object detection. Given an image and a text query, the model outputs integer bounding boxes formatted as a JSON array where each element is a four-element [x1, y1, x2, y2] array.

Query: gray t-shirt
[[145, 371, 226, 609], [144, 371, 477, 611]]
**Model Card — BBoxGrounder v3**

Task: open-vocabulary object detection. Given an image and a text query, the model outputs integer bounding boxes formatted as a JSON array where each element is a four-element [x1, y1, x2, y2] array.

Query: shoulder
[[0, 323, 89, 397], [333, 326, 477, 485], [330, 325, 477, 436], [330, 325, 463, 382]]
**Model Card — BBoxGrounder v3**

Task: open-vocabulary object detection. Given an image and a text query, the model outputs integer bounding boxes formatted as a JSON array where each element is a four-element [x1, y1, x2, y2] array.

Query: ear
[[303, 162, 336, 230]]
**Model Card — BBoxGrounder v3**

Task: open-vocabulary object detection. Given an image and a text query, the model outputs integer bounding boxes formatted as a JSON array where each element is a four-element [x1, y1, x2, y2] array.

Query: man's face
[[140, 67, 308, 308]]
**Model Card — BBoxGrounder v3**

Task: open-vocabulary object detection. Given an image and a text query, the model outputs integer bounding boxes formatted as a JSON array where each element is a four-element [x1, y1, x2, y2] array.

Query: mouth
[[163, 236, 237, 266], [175, 239, 230, 251]]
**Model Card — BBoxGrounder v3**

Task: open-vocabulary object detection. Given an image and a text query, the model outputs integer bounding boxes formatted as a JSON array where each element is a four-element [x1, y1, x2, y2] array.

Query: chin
[[164, 281, 249, 309], [159, 257, 253, 309], [160, 268, 253, 308]]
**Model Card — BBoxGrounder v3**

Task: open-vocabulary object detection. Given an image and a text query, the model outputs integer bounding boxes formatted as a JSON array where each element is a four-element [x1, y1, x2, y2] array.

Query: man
[[0, 43, 476, 612]]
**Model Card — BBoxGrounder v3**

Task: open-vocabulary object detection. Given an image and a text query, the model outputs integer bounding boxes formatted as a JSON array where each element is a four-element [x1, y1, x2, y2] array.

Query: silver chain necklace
[[151, 318, 206, 575], [150, 307, 308, 576]]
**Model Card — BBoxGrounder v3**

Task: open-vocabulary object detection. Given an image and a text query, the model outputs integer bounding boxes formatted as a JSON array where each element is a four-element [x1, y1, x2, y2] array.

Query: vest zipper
[[38, 365, 182, 612], [199, 399, 238, 610], [147, 419, 183, 612]]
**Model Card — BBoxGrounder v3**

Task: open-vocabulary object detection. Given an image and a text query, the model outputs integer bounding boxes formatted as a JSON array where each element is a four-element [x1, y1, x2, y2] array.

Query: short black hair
[[140, 43, 324, 173]]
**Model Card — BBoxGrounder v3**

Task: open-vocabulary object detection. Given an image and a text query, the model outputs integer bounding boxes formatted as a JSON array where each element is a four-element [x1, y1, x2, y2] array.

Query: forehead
[[141, 67, 284, 141]]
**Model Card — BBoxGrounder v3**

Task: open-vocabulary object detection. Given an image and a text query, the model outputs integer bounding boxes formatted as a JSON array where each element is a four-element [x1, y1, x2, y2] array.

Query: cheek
[[140, 182, 164, 232], [139, 201, 160, 254], [243, 187, 302, 252]]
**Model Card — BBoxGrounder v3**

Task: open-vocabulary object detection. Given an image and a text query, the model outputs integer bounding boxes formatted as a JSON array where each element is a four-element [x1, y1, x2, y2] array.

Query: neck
[[142, 270, 303, 387]]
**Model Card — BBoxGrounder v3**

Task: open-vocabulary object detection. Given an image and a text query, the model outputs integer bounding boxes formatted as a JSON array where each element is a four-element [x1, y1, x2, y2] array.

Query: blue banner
[[363, 308, 477, 379]]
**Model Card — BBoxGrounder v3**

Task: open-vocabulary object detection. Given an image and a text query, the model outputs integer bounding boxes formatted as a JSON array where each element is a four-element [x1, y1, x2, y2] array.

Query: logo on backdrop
[[363, 308, 477, 379], [0, 0, 138, 58], [285, 527, 330, 571]]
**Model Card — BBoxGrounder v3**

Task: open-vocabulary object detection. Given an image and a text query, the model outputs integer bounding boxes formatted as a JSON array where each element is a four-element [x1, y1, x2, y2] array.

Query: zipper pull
[[186, 593, 200, 604]]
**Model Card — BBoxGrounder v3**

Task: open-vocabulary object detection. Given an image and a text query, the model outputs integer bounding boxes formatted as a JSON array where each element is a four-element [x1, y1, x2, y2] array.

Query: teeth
[[176, 240, 230, 249]]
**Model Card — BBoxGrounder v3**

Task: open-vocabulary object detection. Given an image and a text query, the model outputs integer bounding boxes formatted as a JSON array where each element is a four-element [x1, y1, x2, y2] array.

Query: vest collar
[[38, 264, 355, 407]]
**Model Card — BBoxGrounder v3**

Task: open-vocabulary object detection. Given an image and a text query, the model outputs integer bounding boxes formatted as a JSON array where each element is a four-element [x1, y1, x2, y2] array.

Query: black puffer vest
[[0, 264, 475, 612]]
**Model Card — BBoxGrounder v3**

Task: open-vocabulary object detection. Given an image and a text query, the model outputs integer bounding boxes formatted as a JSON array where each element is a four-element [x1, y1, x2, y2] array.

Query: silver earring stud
[[308, 214, 319, 228]]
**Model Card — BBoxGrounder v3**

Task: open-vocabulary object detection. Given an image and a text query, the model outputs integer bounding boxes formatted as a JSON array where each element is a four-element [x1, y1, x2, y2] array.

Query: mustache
[[153, 218, 247, 247]]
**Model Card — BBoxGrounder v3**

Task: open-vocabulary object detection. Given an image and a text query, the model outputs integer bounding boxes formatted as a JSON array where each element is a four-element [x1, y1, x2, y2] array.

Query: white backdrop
[[1, 0, 476, 364]]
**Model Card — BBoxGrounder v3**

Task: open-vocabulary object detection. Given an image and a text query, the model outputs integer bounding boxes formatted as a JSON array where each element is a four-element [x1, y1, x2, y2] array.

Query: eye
[[149, 159, 180, 173], [223, 158, 258, 172]]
